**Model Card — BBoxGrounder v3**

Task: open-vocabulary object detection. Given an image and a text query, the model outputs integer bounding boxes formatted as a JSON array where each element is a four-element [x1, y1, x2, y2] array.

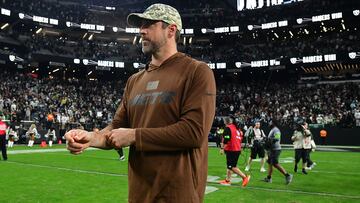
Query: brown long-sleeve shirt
[[110, 52, 216, 203]]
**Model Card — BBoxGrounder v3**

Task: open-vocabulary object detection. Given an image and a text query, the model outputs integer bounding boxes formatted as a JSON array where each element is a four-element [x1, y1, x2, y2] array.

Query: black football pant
[[0, 135, 7, 160]]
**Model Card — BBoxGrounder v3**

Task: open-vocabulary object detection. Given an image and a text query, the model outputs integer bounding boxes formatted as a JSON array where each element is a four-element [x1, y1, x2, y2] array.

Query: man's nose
[[140, 27, 147, 36]]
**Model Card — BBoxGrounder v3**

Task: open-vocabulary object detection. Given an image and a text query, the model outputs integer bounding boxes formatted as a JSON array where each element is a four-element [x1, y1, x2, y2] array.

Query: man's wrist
[[129, 129, 136, 145]]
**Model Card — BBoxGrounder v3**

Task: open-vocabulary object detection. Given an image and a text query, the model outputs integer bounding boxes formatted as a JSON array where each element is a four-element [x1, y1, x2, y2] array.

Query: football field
[[1, 145, 360, 203]]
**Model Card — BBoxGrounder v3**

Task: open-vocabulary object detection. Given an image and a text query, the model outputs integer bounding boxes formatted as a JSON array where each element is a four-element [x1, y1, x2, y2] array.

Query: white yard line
[[5, 161, 219, 195], [6, 161, 126, 177], [6, 161, 359, 198], [207, 182, 360, 199], [8, 148, 99, 154], [310, 170, 360, 176], [245, 186, 360, 199]]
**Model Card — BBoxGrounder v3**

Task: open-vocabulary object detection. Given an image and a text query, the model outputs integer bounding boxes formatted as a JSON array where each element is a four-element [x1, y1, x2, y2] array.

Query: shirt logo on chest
[[146, 81, 159, 91], [130, 91, 176, 106]]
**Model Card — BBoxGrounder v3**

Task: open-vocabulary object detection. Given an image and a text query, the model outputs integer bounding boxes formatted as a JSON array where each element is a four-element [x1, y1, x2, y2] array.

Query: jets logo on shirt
[[130, 91, 176, 106], [146, 81, 159, 90]]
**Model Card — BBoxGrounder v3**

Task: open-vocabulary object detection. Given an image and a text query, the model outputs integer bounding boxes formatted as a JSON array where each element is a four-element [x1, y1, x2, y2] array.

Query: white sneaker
[[260, 167, 266, 172], [245, 165, 250, 171], [119, 156, 125, 161]]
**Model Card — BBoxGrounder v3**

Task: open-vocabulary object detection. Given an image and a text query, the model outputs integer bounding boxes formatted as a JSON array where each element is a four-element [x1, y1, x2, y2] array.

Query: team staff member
[[291, 121, 312, 174], [65, 3, 216, 203], [0, 117, 8, 161], [219, 117, 251, 187], [264, 119, 293, 184], [245, 121, 267, 172]]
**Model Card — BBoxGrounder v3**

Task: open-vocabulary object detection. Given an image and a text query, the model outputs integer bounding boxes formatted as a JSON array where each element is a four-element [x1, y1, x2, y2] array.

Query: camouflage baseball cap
[[127, 3, 182, 31]]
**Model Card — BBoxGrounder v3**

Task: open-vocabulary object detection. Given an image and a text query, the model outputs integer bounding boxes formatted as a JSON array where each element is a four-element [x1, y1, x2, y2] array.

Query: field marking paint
[[310, 170, 360, 176], [207, 182, 360, 199], [5, 161, 219, 195], [6, 161, 127, 177], [5, 160, 360, 198], [205, 186, 218, 195], [8, 148, 99, 154], [246, 185, 360, 199], [251, 157, 294, 163]]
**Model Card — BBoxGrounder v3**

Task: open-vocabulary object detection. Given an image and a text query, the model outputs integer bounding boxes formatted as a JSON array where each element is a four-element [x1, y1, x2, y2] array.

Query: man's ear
[[168, 24, 177, 38]]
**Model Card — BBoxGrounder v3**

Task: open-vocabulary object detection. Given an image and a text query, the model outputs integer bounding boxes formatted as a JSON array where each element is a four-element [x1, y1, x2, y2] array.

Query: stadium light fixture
[[1, 23, 9, 30], [289, 31, 294, 37], [36, 28, 42, 34], [74, 59, 80, 64], [353, 10, 360, 16], [88, 34, 94, 40]]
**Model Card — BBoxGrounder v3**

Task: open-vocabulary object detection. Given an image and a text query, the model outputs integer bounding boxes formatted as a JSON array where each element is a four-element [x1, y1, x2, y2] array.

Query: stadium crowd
[[216, 81, 360, 128], [2, 0, 351, 28], [1, 0, 358, 65], [2, 29, 355, 65], [1, 71, 359, 134], [0, 71, 125, 132]]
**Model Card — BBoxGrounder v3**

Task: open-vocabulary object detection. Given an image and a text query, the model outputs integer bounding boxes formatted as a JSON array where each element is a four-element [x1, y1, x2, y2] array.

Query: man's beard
[[141, 37, 166, 56]]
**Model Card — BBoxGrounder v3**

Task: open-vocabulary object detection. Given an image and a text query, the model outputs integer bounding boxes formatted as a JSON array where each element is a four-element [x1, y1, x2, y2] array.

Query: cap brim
[[127, 13, 157, 27]]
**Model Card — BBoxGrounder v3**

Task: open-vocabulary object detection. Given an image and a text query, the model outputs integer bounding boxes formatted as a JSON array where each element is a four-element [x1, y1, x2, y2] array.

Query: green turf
[[1, 145, 360, 203]]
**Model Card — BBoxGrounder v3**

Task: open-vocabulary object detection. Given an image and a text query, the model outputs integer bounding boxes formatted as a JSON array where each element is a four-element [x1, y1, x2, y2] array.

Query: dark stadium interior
[[1, 0, 360, 145]]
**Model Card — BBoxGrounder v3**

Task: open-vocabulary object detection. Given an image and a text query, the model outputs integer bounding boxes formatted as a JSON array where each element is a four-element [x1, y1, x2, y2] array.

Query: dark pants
[[295, 148, 308, 165], [0, 135, 7, 160], [60, 129, 66, 141], [117, 148, 124, 157], [216, 136, 221, 148], [321, 137, 326, 145], [306, 149, 314, 167]]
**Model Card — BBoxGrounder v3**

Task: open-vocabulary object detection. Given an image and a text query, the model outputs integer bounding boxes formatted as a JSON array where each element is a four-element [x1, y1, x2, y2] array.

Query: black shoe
[[285, 174, 293, 185], [294, 165, 298, 173], [302, 169, 308, 175]]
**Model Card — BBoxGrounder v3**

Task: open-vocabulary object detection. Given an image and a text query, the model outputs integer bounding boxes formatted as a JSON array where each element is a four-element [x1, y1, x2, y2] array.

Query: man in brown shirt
[[65, 3, 216, 203]]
